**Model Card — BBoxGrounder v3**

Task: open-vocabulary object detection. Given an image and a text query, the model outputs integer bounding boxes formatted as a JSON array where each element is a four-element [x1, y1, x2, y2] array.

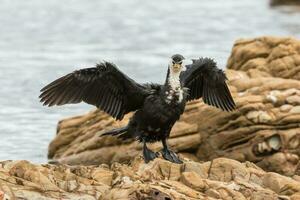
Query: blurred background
[[0, 0, 299, 163]]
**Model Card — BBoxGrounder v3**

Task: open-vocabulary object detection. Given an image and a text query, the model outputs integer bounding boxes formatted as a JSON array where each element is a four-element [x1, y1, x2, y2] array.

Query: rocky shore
[[1, 157, 300, 199], [1, 36, 300, 199], [49, 36, 300, 176]]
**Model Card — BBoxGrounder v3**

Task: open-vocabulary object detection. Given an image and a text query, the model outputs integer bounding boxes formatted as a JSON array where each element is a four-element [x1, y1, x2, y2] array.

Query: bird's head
[[169, 54, 185, 73]]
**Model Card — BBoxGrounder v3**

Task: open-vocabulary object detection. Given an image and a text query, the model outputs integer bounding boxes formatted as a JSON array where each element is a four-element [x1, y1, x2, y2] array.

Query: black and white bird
[[39, 54, 235, 164]]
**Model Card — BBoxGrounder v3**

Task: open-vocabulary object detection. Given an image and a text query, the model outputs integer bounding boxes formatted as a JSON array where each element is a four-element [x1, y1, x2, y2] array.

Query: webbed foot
[[161, 138, 183, 164], [143, 143, 158, 163], [161, 148, 183, 164]]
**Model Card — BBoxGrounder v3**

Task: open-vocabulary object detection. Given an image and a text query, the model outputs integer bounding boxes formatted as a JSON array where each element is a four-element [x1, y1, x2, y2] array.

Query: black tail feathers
[[100, 126, 131, 139]]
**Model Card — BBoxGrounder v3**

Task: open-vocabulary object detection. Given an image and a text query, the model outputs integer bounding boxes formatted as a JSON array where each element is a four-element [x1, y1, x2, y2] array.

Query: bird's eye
[[178, 61, 182, 65], [172, 61, 175, 64]]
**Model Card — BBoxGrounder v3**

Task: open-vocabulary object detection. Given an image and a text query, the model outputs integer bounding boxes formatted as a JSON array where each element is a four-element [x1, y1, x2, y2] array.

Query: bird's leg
[[161, 138, 183, 164], [142, 141, 158, 163]]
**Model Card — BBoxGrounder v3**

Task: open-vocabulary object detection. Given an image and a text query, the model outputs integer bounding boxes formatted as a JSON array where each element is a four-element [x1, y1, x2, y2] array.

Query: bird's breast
[[142, 94, 185, 123], [164, 87, 185, 104]]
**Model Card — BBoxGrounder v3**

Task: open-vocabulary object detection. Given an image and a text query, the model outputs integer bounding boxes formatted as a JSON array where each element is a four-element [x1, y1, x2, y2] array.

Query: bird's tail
[[100, 125, 130, 139]]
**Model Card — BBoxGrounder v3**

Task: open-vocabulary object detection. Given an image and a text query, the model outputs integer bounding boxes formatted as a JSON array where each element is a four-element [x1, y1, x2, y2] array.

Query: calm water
[[0, 0, 299, 163]]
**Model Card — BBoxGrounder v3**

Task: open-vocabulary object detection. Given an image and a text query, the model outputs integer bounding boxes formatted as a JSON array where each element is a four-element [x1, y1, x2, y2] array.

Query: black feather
[[39, 61, 149, 120], [180, 57, 235, 111]]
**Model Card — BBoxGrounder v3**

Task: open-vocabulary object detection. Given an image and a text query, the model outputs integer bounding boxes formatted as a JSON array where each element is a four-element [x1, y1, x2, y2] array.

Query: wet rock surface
[[0, 157, 299, 199]]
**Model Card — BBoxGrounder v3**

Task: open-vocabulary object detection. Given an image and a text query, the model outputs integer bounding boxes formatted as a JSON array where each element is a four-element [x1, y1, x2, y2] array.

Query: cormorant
[[39, 54, 235, 164]]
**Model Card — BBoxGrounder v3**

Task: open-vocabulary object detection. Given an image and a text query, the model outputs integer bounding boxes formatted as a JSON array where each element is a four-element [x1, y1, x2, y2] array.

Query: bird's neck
[[165, 67, 181, 90], [163, 67, 183, 104]]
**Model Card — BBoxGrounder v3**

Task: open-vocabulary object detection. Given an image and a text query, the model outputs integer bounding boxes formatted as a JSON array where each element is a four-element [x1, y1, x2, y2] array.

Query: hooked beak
[[172, 63, 182, 72]]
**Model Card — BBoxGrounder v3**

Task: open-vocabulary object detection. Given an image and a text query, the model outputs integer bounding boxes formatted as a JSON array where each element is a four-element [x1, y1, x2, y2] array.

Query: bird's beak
[[173, 63, 182, 72]]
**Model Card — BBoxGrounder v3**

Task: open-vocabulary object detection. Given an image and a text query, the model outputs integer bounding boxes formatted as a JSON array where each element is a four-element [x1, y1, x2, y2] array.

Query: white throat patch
[[166, 63, 183, 103], [169, 69, 181, 91]]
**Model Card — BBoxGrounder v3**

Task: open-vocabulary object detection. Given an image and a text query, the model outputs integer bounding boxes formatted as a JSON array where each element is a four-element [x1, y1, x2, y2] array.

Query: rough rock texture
[[48, 36, 300, 176], [48, 102, 202, 166], [196, 70, 300, 176], [227, 36, 300, 80], [0, 157, 300, 199], [48, 70, 300, 176]]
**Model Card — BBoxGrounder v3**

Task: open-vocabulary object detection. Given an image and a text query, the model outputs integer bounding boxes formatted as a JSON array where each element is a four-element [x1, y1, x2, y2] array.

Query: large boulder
[[48, 36, 300, 176], [196, 70, 300, 176], [0, 157, 299, 199], [48, 101, 202, 165], [227, 36, 300, 80]]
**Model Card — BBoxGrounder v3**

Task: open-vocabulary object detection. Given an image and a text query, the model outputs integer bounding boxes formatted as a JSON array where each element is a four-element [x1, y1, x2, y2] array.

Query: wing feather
[[214, 88, 223, 109], [40, 62, 150, 120], [111, 98, 119, 117], [107, 93, 115, 114], [181, 57, 235, 111], [210, 88, 218, 108]]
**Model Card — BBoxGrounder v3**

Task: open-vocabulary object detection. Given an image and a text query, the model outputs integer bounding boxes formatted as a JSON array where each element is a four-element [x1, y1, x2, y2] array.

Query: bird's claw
[[162, 149, 183, 164], [143, 148, 159, 163]]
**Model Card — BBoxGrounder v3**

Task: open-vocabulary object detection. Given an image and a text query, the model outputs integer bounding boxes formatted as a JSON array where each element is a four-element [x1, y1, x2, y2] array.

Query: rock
[[48, 108, 202, 166], [48, 37, 300, 176], [201, 37, 300, 175], [0, 157, 298, 199], [227, 36, 300, 80], [270, 0, 300, 6], [48, 70, 300, 176], [196, 70, 300, 176]]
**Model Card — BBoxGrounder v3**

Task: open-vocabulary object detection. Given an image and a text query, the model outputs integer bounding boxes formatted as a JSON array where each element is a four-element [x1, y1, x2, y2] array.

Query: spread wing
[[39, 62, 150, 120], [180, 57, 235, 111]]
